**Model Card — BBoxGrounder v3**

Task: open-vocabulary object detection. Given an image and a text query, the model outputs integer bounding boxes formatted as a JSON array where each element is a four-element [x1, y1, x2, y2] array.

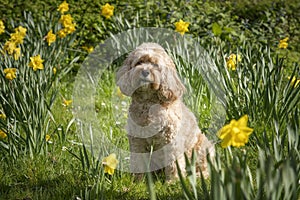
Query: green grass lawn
[[0, 0, 299, 199]]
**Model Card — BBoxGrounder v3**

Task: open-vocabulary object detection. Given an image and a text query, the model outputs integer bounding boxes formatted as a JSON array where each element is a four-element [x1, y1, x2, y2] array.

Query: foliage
[[0, 0, 299, 199], [0, 11, 78, 160], [177, 114, 299, 200]]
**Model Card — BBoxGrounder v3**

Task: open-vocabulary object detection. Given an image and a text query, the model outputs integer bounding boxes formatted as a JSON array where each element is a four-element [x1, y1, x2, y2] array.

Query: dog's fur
[[116, 43, 215, 179]]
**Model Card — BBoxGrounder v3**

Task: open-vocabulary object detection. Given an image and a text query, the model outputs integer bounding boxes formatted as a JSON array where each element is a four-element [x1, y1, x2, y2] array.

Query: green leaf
[[212, 22, 222, 36]]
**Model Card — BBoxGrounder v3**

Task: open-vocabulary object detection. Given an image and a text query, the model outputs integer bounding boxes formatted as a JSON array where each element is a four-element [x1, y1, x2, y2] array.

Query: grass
[[0, 0, 300, 199]]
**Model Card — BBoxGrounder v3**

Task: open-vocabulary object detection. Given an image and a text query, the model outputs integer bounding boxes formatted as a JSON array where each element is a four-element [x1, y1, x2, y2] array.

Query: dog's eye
[[152, 63, 159, 68], [135, 61, 143, 66]]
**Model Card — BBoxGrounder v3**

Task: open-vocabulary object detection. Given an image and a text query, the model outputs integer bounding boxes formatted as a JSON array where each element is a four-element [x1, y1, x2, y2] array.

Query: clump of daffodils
[[58, 14, 76, 38], [3, 26, 27, 60], [57, 1, 76, 38]]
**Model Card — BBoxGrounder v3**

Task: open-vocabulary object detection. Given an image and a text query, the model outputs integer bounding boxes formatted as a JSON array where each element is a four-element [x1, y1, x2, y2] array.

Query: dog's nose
[[141, 69, 150, 77]]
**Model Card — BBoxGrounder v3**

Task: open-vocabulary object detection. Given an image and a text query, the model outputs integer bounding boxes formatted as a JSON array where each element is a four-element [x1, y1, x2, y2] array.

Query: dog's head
[[116, 43, 185, 103]]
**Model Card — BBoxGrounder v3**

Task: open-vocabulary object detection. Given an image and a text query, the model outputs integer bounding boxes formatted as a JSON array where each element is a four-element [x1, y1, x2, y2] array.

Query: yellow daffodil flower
[[64, 23, 76, 34], [0, 130, 7, 139], [10, 32, 25, 45], [13, 47, 21, 60], [82, 46, 94, 53], [45, 134, 51, 142], [58, 14, 75, 36], [0, 113, 6, 119], [278, 37, 289, 49], [10, 26, 27, 45], [3, 41, 17, 55], [4, 68, 17, 80], [29, 55, 44, 71], [174, 19, 190, 36], [59, 14, 73, 27], [14, 26, 27, 37], [57, 29, 67, 38], [58, 1, 69, 14], [46, 30, 56, 46], [101, 3, 114, 19], [63, 99, 72, 107], [3, 26, 25, 58], [53, 67, 57, 75], [226, 53, 242, 71], [0, 20, 5, 35], [217, 115, 253, 148], [102, 153, 118, 175], [288, 76, 300, 88]]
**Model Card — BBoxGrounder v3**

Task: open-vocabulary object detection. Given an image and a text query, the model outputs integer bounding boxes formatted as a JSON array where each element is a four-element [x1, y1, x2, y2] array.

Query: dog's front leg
[[165, 155, 186, 181], [128, 135, 152, 178]]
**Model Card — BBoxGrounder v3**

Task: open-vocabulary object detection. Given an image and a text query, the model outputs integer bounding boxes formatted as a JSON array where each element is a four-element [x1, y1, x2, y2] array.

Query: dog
[[116, 43, 215, 179]]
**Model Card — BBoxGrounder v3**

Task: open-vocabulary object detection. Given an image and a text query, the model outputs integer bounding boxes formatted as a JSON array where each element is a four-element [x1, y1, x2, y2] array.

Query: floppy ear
[[159, 62, 186, 102], [116, 57, 133, 96]]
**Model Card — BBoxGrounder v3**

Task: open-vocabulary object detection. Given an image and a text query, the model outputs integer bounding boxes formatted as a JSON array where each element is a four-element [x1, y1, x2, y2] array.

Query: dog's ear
[[159, 61, 186, 101], [116, 57, 133, 96]]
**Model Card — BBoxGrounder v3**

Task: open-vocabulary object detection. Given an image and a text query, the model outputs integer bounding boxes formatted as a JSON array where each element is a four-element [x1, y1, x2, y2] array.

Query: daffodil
[[14, 26, 27, 37], [226, 53, 242, 71], [57, 1, 69, 14], [82, 45, 94, 53], [46, 30, 56, 46], [101, 3, 114, 19], [58, 14, 76, 36], [0, 20, 5, 35], [63, 99, 72, 107], [45, 134, 51, 142], [3, 26, 25, 58], [59, 14, 73, 27], [288, 76, 300, 88], [217, 115, 253, 148], [29, 55, 44, 71], [13, 47, 21, 60], [10, 32, 24, 45], [0, 130, 7, 139], [3, 41, 17, 55], [0, 113, 6, 119], [102, 153, 118, 175], [10, 26, 27, 45], [64, 23, 76, 34], [4, 68, 17, 80], [226, 59, 236, 70], [57, 29, 67, 38], [278, 37, 289, 49], [53, 67, 57, 75], [174, 19, 190, 35]]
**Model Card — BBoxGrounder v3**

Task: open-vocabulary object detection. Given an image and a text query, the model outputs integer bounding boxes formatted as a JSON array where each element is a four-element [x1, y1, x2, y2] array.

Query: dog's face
[[116, 43, 185, 102]]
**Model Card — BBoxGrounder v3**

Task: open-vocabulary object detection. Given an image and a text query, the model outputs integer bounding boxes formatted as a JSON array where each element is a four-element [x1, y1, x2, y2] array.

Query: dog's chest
[[129, 102, 167, 126], [127, 102, 181, 145], [129, 102, 152, 126]]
